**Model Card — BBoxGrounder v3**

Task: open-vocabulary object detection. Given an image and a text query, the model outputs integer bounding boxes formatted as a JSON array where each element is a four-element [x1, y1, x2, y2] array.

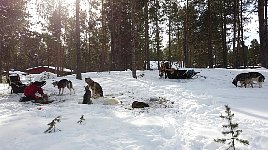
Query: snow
[[0, 68, 268, 150], [25, 66, 73, 72]]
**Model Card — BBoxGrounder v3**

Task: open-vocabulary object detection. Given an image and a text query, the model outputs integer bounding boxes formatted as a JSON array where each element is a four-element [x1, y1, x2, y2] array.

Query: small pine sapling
[[77, 115, 85, 124], [214, 105, 249, 150], [44, 116, 61, 133]]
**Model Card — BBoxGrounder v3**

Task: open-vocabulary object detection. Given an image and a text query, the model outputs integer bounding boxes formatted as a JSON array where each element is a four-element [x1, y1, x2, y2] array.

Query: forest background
[[0, 0, 268, 80]]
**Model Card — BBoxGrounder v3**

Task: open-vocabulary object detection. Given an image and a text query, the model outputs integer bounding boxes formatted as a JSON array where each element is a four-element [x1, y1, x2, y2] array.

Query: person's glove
[[42, 94, 48, 101]]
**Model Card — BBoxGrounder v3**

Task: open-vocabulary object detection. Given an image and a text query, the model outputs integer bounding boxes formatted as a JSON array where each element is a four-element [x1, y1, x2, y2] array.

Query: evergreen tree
[[77, 115, 85, 124], [0, 0, 29, 81], [44, 116, 61, 133], [76, 0, 82, 80], [247, 39, 260, 66], [214, 105, 249, 149]]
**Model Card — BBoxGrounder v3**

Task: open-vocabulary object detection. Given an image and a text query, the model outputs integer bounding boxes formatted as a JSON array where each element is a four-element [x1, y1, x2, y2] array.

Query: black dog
[[82, 85, 92, 104], [232, 73, 251, 87]]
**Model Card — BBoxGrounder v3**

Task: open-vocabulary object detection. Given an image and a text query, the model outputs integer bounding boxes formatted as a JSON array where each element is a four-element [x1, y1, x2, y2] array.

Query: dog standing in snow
[[232, 72, 265, 88], [52, 79, 75, 95]]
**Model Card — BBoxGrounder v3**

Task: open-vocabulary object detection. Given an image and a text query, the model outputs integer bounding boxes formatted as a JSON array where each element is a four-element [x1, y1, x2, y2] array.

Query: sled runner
[[20, 96, 54, 104], [32, 99, 54, 104]]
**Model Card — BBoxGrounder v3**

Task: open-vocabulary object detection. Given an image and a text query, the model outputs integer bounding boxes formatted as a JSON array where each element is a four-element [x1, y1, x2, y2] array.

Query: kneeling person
[[20, 81, 47, 103]]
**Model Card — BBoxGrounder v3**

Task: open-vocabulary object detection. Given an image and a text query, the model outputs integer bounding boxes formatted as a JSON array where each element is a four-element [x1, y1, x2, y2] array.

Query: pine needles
[[214, 105, 249, 149]]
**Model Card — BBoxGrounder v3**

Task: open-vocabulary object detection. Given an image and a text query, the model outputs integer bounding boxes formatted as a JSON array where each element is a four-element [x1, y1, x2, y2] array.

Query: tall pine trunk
[[168, 18, 171, 64], [183, 0, 189, 67], [155, 0, 160, 69], [240, 0, 246, 68], [221, 0, 228, 68], [258, 0, 266, 67], [207, 0, 213, 68], [145, 0, 150, 70], [131, 0, 137, 78], [0, 37, 2, 83], [233, 0, 238, 68], [76, 0, 82, 79]]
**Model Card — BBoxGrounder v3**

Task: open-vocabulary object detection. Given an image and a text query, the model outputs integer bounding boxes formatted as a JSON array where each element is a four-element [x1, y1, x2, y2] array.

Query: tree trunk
[[236, 0, 241, 68], [264, 0, 268, 68], [155, 0, 160, 69], [145, 0, 150, 70], [131, 0, 137, 79], [0, 37, 2, 83], [258, 0, 266, 67], [207, 0, 213, 68], [183, 0, 189, 67], [240, 0, 246, 68], [76, 0, 82, 80], [222, 0, 228, 68], [56, 0, 62, 77], [233, 0, 238, 68], [156, 21, 160, 70], [168, 18, 171, 64], [101, 0, 106, 71]]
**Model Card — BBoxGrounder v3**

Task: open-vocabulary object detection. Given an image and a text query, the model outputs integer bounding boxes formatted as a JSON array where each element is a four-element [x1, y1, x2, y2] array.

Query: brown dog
[[52, 79, 75, 95], [85, 77, 103, 98]]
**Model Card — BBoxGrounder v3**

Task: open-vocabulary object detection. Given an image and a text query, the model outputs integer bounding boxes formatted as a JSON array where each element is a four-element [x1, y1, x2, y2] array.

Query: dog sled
[[159, 62, 200, 79], [166, 69, 200, 79], [8, 74, 27, 94]]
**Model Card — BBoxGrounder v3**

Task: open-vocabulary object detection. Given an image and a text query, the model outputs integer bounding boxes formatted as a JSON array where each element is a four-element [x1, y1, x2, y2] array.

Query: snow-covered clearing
[[0, 68, 268, 150]]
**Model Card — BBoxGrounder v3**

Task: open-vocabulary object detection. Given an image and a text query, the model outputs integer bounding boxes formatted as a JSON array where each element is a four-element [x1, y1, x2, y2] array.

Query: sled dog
[[132, 101, 149, 108], [85, 77, 103, 98], [52, 79, 75, 95], [232, 73, 252, 88], [82, 85, 92, 104], [248, 72, 265, 88], [240, 78, 254, 88], [232, 72, 265, 88]]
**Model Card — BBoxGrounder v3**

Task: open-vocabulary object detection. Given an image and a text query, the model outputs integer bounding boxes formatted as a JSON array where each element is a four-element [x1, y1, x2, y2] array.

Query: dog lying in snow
[[132, 101, 149, 108], [52, 79, 75, 95], [232, 72, 265, 88]]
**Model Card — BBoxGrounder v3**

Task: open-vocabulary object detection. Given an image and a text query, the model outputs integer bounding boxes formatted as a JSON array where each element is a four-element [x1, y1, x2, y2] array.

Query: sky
[[0, 66, 268, 150], [244, 14, 259, 46]]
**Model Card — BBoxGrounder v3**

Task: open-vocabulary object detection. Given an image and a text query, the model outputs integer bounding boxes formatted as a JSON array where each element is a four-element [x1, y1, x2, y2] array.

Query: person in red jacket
[[20, 81, 47, 102]]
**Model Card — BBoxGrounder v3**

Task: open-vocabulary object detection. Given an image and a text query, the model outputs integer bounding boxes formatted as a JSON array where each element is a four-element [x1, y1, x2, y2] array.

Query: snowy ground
[[0, 68, 268, 150]]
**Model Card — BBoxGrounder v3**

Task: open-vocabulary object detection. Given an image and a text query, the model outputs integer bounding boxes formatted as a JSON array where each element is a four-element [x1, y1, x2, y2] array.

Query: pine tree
[[44, 116, 61, 133], [77, 115, 85, 124], [214, 105, 249, 150]]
